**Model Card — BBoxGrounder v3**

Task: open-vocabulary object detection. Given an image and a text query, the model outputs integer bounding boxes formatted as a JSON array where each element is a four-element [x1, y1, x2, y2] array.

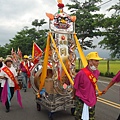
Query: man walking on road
[[73, 52, 103, 120], [0, 57, 19, 112], [19, 55, 30, 92]]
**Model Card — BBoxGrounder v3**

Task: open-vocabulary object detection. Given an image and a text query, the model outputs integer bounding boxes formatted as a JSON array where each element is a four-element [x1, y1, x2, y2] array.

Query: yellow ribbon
[[96, 85, 102, 96], [37, 32, 102, 97], [74, 33, 88, 67], [38, 34, 50, 96], [50, 33, 74, 86]]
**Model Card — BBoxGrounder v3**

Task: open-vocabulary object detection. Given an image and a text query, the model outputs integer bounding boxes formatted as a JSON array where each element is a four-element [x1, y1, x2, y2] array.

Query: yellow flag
[[74, 34, 88, 67], [39, 34, 50, 91]]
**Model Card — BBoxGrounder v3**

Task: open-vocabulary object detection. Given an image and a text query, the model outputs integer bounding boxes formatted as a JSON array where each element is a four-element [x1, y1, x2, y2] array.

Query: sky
[[0, 0, 119, 58]]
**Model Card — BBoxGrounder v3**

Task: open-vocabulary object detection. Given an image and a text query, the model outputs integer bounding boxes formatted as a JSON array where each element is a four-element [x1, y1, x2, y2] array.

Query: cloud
[[0, 0, 118, 48], [0, 0, 68, 46], [0, 26, 17, 45], [0, 0, 38, 19], [0, 0, 50, 45]]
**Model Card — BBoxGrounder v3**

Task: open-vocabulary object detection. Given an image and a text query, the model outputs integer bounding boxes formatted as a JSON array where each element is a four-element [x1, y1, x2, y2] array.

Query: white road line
[[98, 80, 120, 87]]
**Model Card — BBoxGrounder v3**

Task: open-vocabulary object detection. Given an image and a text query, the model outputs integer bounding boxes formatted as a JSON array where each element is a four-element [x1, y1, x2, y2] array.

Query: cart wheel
[[71, 108, 75, 116], [48, 112, 53, 120], [36, 103, 41, 111]]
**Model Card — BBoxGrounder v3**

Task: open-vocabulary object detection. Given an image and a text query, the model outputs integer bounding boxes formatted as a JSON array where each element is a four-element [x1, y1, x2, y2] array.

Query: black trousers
[[1, 87, 14, 110]]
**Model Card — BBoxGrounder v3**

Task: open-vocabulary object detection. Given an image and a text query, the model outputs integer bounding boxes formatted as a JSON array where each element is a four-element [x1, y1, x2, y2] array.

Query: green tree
[[32, 19, 47, 31], [0, 45, 7, 58], [5, 27, 33, 55], [67, 0, 104, 49], [4, 19, 48, 56], [98, 0, 120, 58]]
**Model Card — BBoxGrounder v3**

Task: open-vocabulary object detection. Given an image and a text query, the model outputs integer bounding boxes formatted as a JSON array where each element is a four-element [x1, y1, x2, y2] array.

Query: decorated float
[[30, 0, 87, 119]]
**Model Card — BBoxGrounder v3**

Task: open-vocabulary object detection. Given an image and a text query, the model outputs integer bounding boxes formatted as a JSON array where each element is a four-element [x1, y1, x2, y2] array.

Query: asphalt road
[[96, 80, 120, 120], [0, 79, 120, 120]]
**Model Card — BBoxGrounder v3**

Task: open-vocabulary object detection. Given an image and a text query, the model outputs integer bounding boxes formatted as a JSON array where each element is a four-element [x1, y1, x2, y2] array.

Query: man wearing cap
[[19, 55, 30, 92], [0, 57, 19, 112], [74, 52, 103, 120], [28, 56, 34, 70]]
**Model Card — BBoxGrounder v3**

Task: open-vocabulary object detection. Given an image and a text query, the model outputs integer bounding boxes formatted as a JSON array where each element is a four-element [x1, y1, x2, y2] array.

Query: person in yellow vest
[[0, 57, 19, 112], [19, 55, 30, 92], [73, 52, 103, 120]]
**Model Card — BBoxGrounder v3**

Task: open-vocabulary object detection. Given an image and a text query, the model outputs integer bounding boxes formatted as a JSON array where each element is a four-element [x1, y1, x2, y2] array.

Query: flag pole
[[32, 41, 34, 59]]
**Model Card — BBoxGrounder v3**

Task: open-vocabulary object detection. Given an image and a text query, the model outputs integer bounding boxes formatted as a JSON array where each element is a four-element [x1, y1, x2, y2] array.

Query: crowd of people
[[0, 55, 34, 112], [0, 52, 119, 120]]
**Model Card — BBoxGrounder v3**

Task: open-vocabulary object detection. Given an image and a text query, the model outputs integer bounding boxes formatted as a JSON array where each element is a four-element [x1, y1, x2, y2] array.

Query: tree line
[[0, 0, 120, 58]]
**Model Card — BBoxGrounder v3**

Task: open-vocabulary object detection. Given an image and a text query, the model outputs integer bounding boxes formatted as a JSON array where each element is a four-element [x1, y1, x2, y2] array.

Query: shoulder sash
[[82, 68, 97, 89], [82, 68, 102, 96], [2, 66, 19, 90], [21, 61, 30, 78]]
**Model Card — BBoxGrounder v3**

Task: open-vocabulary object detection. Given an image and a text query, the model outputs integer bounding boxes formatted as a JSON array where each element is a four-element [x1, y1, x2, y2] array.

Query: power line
[[98, 0, 112, 7]]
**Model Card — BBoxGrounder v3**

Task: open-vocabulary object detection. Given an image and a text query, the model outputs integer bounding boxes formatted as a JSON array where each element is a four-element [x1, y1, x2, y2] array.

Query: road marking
[[97, 97, 120, 109], [98, 80, 120, 86]]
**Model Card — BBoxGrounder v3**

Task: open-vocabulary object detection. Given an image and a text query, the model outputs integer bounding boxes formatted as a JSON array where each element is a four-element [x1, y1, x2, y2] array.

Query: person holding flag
[[19, 55, 30, 92], [0, 57, 22, 112], [73, 52, 103, 120]]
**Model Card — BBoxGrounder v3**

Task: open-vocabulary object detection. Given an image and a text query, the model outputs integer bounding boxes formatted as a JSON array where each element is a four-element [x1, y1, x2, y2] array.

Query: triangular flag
[[17, 47, 22, 59], [11, 48, 14, 55], [32, 42, 43, 64]]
